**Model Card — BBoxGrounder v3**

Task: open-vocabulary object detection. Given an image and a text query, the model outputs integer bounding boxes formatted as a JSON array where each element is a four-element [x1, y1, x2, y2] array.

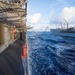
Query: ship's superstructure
[[0, 0, 28, 53]]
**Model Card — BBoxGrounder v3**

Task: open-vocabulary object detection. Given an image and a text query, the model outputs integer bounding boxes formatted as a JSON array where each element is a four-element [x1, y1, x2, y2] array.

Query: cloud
[[28, 24, 50, 31], [60, 7, 75, 24], [30, 13, 41, 24]]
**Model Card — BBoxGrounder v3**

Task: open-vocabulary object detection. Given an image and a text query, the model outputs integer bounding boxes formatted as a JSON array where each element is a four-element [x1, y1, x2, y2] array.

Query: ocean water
[[27, 31, 75, 75]]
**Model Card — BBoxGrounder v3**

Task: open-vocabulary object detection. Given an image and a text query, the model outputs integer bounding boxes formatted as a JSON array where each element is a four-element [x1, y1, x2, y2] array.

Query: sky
[[27, 0, 75, 31]]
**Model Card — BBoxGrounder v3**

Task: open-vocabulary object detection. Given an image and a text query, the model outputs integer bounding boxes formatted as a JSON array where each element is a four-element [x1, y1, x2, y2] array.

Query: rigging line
[[41, 26, 49, 34], [33, 30, 39, 36], [32, 26, 50, 37]]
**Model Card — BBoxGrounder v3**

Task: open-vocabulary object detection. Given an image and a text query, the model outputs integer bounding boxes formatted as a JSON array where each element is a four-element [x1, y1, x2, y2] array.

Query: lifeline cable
[[32, 26, 50, 37]]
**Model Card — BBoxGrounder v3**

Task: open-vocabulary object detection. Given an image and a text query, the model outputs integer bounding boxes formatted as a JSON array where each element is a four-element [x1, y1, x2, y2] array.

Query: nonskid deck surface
[[0, 39, 26, 75]]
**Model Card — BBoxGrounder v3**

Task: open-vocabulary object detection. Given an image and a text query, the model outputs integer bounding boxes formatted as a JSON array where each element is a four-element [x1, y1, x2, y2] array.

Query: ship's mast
[[64, 19, 69, 29]]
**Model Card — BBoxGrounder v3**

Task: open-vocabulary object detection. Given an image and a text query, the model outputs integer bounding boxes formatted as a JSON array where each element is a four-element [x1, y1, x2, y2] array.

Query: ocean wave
[[28, 32, 75, 75]]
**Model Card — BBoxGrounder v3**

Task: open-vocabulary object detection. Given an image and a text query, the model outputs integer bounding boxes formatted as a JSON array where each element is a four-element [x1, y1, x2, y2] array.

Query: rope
[[32, 26, 50, 37]]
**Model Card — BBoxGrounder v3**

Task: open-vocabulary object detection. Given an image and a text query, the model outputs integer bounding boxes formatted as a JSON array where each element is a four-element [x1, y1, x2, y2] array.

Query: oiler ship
[[51, 20, 75, 38]]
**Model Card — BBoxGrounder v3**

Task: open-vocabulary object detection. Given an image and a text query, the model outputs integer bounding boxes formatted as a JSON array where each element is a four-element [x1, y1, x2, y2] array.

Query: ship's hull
[[51, 29, 75, 38]]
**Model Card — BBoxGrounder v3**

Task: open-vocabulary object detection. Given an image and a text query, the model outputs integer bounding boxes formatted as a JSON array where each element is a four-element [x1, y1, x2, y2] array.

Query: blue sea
[[27, 31, 75, 75]]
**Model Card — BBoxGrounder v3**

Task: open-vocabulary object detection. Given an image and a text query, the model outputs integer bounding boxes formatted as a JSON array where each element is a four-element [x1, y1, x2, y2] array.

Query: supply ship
[[51, 20, 75, 38]]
